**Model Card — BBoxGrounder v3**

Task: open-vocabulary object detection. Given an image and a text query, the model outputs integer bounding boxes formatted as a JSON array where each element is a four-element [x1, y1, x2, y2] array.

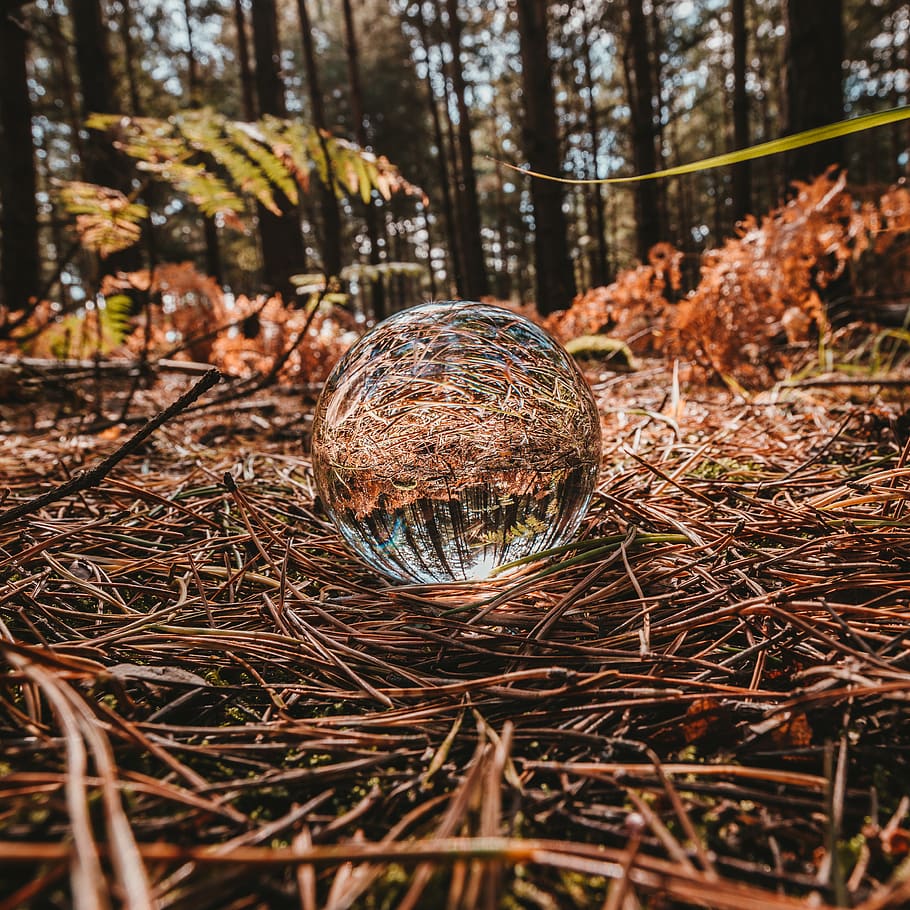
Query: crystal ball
[[311, 301, 602, 584]]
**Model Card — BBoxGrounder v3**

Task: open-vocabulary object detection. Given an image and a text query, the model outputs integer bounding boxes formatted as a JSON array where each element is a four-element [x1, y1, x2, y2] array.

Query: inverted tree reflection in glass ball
[[311, 301, 602, 584]]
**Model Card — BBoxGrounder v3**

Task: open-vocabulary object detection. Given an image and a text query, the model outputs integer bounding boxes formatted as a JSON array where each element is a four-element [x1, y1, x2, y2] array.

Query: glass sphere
[[311, 301, 602, 584]]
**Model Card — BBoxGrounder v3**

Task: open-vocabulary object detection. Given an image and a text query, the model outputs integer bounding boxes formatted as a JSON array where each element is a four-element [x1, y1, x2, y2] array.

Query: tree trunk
[[297, 0, 343, 280], [47, 9, 84, 163], [490, 94, 513, 300], [182, 0, 223, 285], [415, 4, 461, 298], [439, 43, 468, 296], [625, 0, 661, 261], [71, 0, 116, 185], [0, 0, 40, 314], [233, 0, 256, 121], [71, 0, 142, 279], [118, 0, 165, 316], [783, 0, 844, 186], [581, 18, 610, 288], [515, 0, 576, 314], [444, 0, 489, 299], [731, 0, 752, 221], [250, 0, 307, 302], [119, 0, 142, 115], [648, 1, 669, 242], [342, 0, 385, 321]]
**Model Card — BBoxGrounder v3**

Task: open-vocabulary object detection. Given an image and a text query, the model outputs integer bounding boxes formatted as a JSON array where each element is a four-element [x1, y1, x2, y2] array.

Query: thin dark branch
[[0, 368, 221, 526]]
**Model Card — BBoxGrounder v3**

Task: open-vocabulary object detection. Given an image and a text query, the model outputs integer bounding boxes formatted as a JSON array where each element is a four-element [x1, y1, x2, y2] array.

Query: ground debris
[[1, 362, 909, 909]]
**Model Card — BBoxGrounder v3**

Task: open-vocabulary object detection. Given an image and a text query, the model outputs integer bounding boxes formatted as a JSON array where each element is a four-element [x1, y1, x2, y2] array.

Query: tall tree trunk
[[297, 0, 343, 280], [444, 0, 488, 299], [439, 44, 469, 295], [648, 1, 669, 242], [48, 10, 83, 163], [0, 0, 40, 314], [490, 94, 513, 300], [754, 45, 775, 215], [415, 5, 460, 297], [342, 0, 385, 321], [731, 0, 752, 221], [72, 0, 117, 184], [783, 0, 844, 186], [119, 0, 163, 315], [625, 0, 661, 261], [180, 0, 222, 285], [250, 0, 307, 302], [182, 0, 222, 284], [233, 0, 256, 121], [581, 17, 609, 287], [71, 0, 141, 279], [515, 0, 576, 314], [120, 0, 142, 115]]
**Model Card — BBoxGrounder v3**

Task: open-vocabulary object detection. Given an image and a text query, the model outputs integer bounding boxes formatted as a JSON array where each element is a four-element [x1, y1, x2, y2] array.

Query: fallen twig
[[0, 368, 221, 526]]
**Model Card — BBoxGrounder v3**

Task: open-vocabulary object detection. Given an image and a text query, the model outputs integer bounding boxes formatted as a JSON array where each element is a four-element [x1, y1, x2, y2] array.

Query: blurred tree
[[250, 0, 307, 301], [71, 0, 118, 185], [233, 0, 256, 121], [412, 3, 460, 297], [444, 0, 489, 298], [649, 0, 669, 241], [297, 0, 343, 279], [0, 0, 40, 314], [515, 0, 576, 312], [71, 0, 141, 278], [437, 9, 469, 294], [731, 0, 752, 221], [119, 0, 142, 115], [182, 0, 223, 284], [342, 0, 386, 319], [580, 5, 610, 288], [624, 0, 661, 261], [784, 0, 845, 186]]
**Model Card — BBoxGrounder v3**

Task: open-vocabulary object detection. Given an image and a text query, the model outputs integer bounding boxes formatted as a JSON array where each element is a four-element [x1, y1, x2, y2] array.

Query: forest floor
[[1, 354, 910, 909]]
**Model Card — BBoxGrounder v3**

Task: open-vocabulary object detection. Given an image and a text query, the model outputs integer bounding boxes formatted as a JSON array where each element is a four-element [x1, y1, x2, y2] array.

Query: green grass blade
[[498, 105, 910, 185]]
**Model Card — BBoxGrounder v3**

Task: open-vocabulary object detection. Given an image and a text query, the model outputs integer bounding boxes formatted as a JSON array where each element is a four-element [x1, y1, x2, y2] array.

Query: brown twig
[[0, 368, 221, 526]]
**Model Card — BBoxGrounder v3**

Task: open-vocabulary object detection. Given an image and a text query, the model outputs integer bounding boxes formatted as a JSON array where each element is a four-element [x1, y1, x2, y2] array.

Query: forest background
[[0, 0, 907, 374], [4, 3, 910, 908]]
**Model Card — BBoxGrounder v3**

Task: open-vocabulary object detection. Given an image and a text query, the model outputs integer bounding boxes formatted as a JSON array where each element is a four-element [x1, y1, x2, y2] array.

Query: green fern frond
[[43, 294, 133, 361], [98, 114, 247, 218], [59, 181, 149, 257], [177, 109, 281, 215], [157, 163, 246, 219], [71, 110, 424, 258], [306, 130, 332, 189], [226, 121, 300, 206], [257, 117, 313, 190]]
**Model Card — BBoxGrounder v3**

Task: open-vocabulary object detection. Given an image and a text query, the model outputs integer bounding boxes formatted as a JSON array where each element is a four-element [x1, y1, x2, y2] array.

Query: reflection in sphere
[[311, 301, 602, 584]]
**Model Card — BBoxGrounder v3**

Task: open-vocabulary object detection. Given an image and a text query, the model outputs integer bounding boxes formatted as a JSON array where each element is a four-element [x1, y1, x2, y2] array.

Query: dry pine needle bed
[[1, 362, 910, 909]]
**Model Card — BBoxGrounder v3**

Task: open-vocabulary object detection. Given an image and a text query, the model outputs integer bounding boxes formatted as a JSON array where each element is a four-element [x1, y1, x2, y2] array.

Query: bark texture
[[516, 0, 576, 312], [250, 0, 308, 301], [0, 0, 40, 312], [784, 0, 845, 186]]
